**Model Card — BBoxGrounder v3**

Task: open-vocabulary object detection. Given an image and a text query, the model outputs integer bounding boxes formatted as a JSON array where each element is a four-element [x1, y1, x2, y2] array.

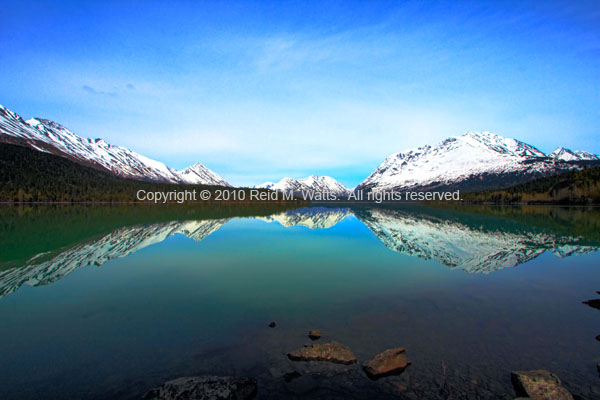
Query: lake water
[[1, 204, 599, 399]]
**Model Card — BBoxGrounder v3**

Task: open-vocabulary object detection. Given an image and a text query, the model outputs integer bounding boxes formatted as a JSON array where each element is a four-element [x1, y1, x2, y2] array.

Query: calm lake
[[1, 204, 599, 399]]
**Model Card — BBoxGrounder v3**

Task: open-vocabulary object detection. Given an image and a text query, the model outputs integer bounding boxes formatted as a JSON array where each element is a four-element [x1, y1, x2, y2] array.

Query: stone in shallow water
[[363, 347, 410, 379], [583, 299, 600, 310], [142, 376, 257, 400], [510, 370, 573, 400], [283, 371, 301, 382], [308, 329, 322, 340], [287, 341, 357, 364]]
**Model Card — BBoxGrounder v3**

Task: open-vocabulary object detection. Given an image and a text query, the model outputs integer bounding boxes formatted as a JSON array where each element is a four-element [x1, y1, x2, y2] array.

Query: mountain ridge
[[3, 104, 600, 194], [0, 105, 230, 186], [356, 131, 599, 194], [256, 175, 351, 199]]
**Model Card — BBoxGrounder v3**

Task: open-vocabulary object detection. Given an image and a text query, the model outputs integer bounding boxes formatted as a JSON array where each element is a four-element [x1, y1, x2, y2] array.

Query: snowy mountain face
[[357, 131, 600, 193], [177, 163, 231, 186], [256, 175, 351, 199], [550, 147, 600, 162], [0, 104, 230, 185]]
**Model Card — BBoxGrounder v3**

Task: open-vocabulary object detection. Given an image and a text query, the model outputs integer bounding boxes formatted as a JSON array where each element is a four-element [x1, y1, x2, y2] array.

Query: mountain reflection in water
[[1, 205, 598, 299]]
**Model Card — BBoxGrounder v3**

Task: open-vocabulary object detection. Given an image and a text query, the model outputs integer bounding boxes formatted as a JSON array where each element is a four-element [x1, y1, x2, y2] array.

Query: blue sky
[[1, 1, 599, 187]]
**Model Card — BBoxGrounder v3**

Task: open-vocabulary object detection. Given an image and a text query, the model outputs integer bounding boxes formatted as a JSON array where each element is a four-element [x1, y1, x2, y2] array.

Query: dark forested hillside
[[0, 143, 304, 204], [463, 166, 600, 204]]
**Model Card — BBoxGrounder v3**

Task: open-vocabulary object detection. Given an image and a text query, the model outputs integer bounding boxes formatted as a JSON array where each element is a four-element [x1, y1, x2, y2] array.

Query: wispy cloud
[[82, 85, 118, 98], [240, 24, 394, 74]]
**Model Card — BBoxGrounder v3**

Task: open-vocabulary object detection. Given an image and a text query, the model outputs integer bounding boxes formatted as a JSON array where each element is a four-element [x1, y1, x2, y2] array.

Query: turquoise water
[[1, 205, 599, 399]]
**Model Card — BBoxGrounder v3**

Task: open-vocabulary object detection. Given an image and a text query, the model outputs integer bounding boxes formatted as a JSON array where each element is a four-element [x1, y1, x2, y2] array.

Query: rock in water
[[287, 341, 357, 364], [363, 348, 411, 379], [143, 376, 257, 400], [511, 370, 574, 400], [308, 330, 322, 340], [283, 371, 301, 382], [583, 299, 600, 310]]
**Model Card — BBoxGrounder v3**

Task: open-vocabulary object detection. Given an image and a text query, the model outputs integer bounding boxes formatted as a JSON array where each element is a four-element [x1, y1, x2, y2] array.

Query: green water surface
[[0, 204, 599, 399]]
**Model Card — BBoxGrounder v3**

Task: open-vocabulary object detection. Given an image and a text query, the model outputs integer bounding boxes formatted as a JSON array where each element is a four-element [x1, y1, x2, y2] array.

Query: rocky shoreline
[[140, 325, 577, 400]]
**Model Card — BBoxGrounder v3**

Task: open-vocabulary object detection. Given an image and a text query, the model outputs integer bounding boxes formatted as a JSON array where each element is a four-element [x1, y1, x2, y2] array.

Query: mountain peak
[[182, 162, 208, 170], [551, 146, 599, 161], [357, 131, 596, 193], [177, 163, 230, 186], [463, 131, 498, 139]]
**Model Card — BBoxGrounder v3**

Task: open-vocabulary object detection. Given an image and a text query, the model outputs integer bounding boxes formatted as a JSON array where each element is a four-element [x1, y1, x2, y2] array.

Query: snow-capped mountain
[[177, 163, 231, 186], [256, 181, 276, 190], [357, 131, 600, 194], [355, 208, 598, 273], [0, 104, 230, 185], [550, 147, 600, 162], [256, 175, 351, 199], [0, 219, 228, 298]]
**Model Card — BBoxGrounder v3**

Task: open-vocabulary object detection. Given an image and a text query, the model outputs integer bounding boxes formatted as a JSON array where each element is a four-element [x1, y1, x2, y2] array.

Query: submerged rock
[[287, 341, 357, 364], [284, 374, 318, 394], [283, 371, 301, 382], [583, 299, 600, 310], [511, 370, 573, 400], [143, 376, 257, 400], [308, 330, 322, 340], [363, 348, 411, 379]]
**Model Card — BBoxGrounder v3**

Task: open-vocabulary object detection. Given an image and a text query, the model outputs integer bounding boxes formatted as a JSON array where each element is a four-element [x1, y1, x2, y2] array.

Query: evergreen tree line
[[463, 166, 600, 204], [0, 143, 304, 204]]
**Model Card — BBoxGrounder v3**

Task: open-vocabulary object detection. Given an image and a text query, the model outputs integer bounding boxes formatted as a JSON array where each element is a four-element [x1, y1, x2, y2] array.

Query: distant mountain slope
[[0, 104, 229, 186], [463, 166, 600, 204], [550, 147, 599, 162], [256, 175, 351, 198], [357, 131, 600, 193], [0, 143, 299, 203]]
